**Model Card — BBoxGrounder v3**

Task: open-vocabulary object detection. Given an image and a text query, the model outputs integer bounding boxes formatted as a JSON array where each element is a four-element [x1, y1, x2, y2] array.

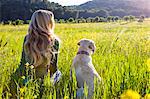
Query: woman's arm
[[19, 36, 27, 76], [49, 39, 59, 76]]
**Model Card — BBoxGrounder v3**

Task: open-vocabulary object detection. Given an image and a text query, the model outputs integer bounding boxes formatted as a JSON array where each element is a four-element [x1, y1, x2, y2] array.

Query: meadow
[[0, 21, 150, 99]]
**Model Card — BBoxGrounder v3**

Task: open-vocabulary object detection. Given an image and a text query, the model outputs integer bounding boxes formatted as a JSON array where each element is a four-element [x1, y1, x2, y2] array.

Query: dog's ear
[[77, 40, 82, 46], [77, 41, 80, 46], [78, 39, 85, 46]]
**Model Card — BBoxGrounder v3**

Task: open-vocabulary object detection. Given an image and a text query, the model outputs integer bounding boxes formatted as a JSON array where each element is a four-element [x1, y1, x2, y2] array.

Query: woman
[[7, 10, 61, 98], [21, 9, 60, 79]]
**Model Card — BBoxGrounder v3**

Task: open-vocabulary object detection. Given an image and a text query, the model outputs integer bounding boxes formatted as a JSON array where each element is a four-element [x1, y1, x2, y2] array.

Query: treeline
[[57, 15, 137, 23], [1, 0, 63, 22], [0, 0, 148, 23], [1, 15, 145, 25]]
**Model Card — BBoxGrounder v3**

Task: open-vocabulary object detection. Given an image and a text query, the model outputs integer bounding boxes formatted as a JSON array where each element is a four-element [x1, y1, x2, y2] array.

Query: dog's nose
[[92, 49, 95, 53]]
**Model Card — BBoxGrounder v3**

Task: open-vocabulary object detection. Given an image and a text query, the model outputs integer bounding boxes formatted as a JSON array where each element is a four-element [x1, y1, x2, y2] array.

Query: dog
[[70, 39, 102, 99]]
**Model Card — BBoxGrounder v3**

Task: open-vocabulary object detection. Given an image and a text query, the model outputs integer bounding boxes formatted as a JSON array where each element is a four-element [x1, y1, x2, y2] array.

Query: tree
[[123, 16, 130, 21], [94, 16, 100, 22], [68, 18, 74, 23], [86, 17, 93, 23], [138, 15, 145, 22], [81, 18, 86, 23], [129, 15, 135, 22], [58, 19, 65, 23], [107, 16, 113, 22], [1, 0, 31, 22], [113, 16, 120, 22], [99, 17, 106, 22]]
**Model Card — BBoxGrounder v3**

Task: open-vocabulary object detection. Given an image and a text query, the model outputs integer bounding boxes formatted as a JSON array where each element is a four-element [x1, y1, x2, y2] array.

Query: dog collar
[[77, 51, 89, 56]]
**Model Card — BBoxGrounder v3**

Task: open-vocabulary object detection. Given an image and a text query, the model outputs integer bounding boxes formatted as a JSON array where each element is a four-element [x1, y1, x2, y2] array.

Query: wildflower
[[64, 96, 69, 99], [21, 76, 25, 79], [8, 93, 12, 96], [33, 95, 37, 99], [146, 58, 150, 71], [30, 65, 34, 69], [20, 87, 26, 94], [144, 94, 150, 99], [120, 89, 141, 99], [25, 62, 30, 67], [20, 97, 24, 99]]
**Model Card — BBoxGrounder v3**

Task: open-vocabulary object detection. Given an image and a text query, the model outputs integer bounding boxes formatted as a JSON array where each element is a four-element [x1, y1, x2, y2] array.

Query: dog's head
[[77, 39, 96, 54]]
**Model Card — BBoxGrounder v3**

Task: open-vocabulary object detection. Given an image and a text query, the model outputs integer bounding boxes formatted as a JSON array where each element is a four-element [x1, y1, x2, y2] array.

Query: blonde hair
[[24, 10, 55, 67]]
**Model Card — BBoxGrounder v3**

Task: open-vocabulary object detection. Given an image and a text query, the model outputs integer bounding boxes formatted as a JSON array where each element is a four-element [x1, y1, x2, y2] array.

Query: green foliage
[[123, 16, 130, 21], [15, 19, 24, 25], [94, 16, 100, 22], [58, 19, 66, 23], [113, 16, 120, 22], [129, 15, 135, 21], [78, 18, 86, 23], [25, 20, 31, 24], [86, 17, 93, 23], [68, 18, 75, 23], [107, 16, 113, 22]]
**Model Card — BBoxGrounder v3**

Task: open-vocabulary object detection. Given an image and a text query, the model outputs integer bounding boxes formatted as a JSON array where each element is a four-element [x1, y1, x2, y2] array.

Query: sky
[[48, 0, 92, 6]]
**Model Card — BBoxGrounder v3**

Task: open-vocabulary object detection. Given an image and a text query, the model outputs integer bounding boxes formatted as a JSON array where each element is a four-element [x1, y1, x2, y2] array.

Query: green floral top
[[7, 35, 59, 97], [19, 35, 60, 79]]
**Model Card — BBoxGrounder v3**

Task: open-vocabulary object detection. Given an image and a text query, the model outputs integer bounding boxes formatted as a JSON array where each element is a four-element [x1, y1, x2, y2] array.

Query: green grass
[[0, 21, 150, 99]]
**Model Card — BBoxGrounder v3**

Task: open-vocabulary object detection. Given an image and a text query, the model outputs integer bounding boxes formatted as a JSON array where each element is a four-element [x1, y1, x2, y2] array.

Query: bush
[[94, 16, 100, 22], [68, 18, 75, 23], [80, 18, 86, 23], [86, 17, 93, 23], [113, 16, 120, 22], [15, 19, 24, 25], [107, 16, 113, 22], [58, 19, 66, 23], [2, 21, 11, 25], [129, 15, 135, 21], [123, 16, 130, 21], [24, 20, 31, 24], [99, 17, 107, 22]]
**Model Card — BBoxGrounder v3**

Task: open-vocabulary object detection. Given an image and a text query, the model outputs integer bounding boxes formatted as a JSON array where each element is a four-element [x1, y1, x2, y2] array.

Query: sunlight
[[49, 0, 92, 6]]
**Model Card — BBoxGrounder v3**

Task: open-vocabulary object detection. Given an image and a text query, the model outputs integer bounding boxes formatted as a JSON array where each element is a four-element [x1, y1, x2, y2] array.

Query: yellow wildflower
[[33, 95, 37, 99], [21, 76, 25, 79], [120, 89, 141, 99], [20, 97, 24, 99], [64, 96, 69, 99], [146, 58, 150, 71], [20, 87, 26, 94], [144, 94, 150, 99], [25, 62, 30, 67], [30, 65, 34, 69]]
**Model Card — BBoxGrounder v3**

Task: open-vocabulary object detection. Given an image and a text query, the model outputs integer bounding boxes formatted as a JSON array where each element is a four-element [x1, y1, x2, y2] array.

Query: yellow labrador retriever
[[70, 39, 101, 99]]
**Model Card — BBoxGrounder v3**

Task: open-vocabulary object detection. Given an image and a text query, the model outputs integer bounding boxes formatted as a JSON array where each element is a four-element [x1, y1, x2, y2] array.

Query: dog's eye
[[89, 45, 92, 49]]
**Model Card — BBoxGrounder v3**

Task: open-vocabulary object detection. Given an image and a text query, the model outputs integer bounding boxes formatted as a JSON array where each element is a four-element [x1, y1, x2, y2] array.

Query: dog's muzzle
[[77, 51, 90, 56], [92, 49, 95, 53]]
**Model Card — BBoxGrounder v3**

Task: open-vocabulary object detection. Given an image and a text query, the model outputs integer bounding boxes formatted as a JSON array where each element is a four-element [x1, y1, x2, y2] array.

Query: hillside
[[1, 0, 150, 22], [77, 0, 150, 17]]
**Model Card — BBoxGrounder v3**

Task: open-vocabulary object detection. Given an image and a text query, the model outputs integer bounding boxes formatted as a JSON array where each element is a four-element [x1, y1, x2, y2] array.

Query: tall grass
[[0, 21, 150, 98]]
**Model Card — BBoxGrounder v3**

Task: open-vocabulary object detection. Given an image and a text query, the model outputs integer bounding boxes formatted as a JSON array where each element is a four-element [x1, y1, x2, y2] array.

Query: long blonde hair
[[24, 10, 55, 67]]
